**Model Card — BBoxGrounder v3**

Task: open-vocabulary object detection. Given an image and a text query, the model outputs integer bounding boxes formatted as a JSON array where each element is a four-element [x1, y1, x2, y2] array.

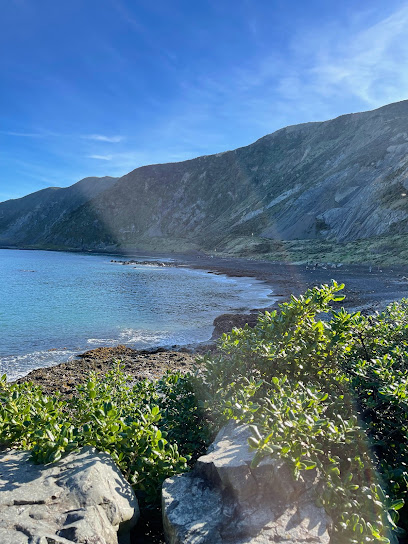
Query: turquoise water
[[0, 249, 274, 380]]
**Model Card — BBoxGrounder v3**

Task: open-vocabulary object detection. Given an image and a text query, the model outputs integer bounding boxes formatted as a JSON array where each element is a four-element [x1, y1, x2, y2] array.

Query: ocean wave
[[1, 348, 78, 382]]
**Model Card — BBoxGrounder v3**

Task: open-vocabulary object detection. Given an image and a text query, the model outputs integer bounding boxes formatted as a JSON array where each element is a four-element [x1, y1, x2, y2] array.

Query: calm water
[[0, 249, 274, 380]]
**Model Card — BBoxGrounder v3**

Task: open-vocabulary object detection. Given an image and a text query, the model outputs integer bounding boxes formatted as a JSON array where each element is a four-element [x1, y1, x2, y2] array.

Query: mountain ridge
[[2, 100, 408, 262]]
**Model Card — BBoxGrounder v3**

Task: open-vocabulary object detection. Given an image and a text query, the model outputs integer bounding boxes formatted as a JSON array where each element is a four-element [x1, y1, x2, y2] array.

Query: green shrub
[[0, 366, 207, 503], [154, 372, 213, 461], [2, 282, 408, 543], [198, 282, 408, 544]]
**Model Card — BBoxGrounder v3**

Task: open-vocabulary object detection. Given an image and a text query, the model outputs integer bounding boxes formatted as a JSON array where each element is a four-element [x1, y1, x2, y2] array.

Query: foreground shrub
[[2, 282, 408, 543], [197, 282, 408, 544], [0, 366, 208, 503]]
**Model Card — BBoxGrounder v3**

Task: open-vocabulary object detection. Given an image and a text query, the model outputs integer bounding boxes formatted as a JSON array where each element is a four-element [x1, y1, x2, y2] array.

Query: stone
[[0, 447, 139, 544], [211, 313, 259, 340], [162, 421, 331, 543]]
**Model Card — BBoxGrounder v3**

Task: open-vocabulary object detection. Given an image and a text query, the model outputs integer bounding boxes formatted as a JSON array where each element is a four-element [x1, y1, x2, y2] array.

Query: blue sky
[[1, 0, 408, 201]]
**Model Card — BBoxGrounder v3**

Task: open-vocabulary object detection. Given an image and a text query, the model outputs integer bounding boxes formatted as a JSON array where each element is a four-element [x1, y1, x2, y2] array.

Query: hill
[[2, 101, 408, 262]]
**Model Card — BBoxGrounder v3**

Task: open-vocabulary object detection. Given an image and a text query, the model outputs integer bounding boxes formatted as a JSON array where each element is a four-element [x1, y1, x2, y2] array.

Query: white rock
[[0, 447, 139, 544], [163, 421, 331, 544]]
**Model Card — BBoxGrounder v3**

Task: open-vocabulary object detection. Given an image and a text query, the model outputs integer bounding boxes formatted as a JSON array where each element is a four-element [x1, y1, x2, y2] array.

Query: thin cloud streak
[[88, 154, 113, 161], [1, 131, 44, 138], [82, 134, 124, 143], [83, 148, 201, 179]]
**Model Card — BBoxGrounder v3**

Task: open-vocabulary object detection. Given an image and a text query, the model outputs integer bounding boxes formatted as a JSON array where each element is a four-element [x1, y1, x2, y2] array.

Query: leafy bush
[[154, 372, 213, 461], [198, 282, 408, 544], [3, 281, 408, 544], [0, 366, 208, 503]]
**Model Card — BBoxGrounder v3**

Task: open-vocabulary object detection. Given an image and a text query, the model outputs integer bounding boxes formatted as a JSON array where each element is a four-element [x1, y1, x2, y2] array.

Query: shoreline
[[11, 251, 408, 393], [7, 252, 274, 389], [15, 345, 203, 396]]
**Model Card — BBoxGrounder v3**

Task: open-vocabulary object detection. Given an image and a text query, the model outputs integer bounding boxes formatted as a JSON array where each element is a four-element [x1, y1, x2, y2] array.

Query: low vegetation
[[197, 282, 408, 543], [216, 233, 408, 265], [1, 282, 408, 543], [0, 368, 210, 503]]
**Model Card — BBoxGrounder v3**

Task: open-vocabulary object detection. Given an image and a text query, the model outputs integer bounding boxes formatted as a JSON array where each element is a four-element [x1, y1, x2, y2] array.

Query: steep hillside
[[0, 177, 118, 248], [2, 100, 408, 259]]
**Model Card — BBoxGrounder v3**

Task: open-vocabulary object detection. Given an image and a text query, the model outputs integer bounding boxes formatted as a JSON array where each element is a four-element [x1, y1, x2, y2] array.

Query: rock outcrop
[[0, 447, 139, 544], [162, 421, 331, 543], [211, 312, 260, 340]]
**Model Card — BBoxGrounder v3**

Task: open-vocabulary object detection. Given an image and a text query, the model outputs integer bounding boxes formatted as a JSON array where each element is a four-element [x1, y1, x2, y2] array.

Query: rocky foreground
[[0, 447, 138, 544], [0, 423, 331, 544], [163, 421, 331, 544]]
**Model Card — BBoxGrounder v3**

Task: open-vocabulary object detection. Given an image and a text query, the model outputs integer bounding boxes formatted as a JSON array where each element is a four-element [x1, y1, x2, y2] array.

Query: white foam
[[2, 349, 78, 382]]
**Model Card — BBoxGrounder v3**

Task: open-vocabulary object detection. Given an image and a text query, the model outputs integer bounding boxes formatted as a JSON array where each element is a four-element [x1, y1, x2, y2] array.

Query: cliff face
[[2, 100, 408, 253], [0, 176, 119, 249]]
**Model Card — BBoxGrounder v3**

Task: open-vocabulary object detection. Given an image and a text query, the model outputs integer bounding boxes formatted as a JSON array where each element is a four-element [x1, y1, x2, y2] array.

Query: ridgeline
[[2, 100, 408, 263]]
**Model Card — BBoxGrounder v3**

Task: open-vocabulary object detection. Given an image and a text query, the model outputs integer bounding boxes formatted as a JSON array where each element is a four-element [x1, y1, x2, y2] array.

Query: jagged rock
[[0, 447, 139, 544], [162, 421, 331, 543]]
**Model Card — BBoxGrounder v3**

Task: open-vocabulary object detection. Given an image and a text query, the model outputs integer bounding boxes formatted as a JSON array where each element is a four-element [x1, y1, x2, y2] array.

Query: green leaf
[[249, 425, 262, 441], [248, 437, 260, 449], [389, 499, 404, 510], [302, 460, 317, 470], [46, 429, 55, 442]]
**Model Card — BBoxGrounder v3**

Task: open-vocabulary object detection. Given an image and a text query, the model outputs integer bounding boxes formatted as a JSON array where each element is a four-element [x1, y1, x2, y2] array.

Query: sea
[[0, 249, 275, 380]]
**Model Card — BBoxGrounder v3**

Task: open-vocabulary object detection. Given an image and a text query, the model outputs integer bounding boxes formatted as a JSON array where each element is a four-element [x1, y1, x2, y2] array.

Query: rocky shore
[[110, 259, 179, 267], [15, 255, 408, 395], [16, 346, 201, 396]]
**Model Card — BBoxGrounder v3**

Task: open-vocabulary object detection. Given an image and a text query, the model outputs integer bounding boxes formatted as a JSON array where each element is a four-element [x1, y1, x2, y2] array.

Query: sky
[[1, 0, 408, 202]]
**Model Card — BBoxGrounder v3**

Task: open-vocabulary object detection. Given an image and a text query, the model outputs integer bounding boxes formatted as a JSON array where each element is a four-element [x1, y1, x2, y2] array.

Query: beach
[[15, 254, 408, 394]]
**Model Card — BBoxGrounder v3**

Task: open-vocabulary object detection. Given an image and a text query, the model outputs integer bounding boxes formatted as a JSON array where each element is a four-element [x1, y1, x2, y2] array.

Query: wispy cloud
[[88, 154, 113, 161], [3, 130, 125, 144], [154, 4, 408, 145], [82, 134, 123, 143], [301, 5, 408, 108], [89, 150, 159, 171], [270, 4, 408, 118], [83, 148, 197, 178], [0, 131, 44, 138]]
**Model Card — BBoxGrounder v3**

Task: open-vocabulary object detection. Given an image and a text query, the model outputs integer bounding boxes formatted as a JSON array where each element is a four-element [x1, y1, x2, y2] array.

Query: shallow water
[[0, 249, 274, 380]]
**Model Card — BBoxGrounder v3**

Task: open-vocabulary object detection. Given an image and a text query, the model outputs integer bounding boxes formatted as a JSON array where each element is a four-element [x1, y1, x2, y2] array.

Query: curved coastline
[[5, 251, 274, 386], [10, 250, 408, 393]]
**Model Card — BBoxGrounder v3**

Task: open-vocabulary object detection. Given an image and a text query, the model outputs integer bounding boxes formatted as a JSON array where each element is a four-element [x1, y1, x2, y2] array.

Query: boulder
[[162, 421, 331, 543], [0, 447, 139, 544], [211, 313, 259, 340]]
